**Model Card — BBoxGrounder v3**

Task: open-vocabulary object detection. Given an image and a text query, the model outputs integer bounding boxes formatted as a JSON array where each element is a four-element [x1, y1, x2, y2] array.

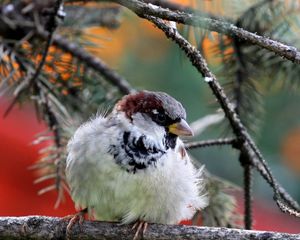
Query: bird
[[65, 90, 208, 238]]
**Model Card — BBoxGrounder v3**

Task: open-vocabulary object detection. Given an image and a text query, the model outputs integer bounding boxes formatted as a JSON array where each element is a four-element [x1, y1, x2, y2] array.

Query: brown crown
[[116, 91, 163, 119]]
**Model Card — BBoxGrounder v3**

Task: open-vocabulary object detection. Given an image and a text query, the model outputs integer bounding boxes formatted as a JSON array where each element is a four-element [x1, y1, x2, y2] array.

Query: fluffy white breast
[[66, 113, 208, 224]]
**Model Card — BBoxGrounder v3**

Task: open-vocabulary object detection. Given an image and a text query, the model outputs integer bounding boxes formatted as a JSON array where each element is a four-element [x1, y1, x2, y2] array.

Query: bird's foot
[[132, 220, 148, 240], [63, 208, 88, 239]]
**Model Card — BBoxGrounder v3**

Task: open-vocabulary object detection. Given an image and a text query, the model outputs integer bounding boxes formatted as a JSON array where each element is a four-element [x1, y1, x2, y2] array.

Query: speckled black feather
[[108, 131, 175, 174]]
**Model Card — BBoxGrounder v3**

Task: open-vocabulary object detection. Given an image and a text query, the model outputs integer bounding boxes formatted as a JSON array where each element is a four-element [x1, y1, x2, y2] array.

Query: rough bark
[[0, 216, 299, 240]]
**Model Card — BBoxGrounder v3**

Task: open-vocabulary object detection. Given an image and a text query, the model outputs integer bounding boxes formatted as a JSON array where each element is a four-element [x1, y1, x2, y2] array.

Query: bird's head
[[106, 91, 194, 172], [114, 91, 193, 146]]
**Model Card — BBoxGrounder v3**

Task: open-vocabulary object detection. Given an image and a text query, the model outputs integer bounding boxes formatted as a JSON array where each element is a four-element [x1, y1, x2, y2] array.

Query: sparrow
[[65, 90, 208, 238]]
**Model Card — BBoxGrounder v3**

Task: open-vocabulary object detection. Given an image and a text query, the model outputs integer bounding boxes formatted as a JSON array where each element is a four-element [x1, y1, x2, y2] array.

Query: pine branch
[[36, 30, 135, 95], [111, 0, 300, 65], [236, 0, 273, 28], [0, 1, 134, 95], [0, 216, 299, 240], [3, 0, 64, 116], [218, 1, 270, 133]]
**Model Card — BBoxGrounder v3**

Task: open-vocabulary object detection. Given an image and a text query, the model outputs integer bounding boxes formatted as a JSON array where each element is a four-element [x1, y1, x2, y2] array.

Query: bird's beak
[[168, 119, 194, 136]]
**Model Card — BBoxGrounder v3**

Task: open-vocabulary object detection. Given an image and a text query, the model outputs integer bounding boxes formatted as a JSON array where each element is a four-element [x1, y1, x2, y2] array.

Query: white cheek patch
[[130, 112, 166, 150]]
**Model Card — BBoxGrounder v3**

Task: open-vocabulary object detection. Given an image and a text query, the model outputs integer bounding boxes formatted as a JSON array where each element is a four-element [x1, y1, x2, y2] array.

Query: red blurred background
[[1, 98, 300, 233], [0, 99, 74, 217]]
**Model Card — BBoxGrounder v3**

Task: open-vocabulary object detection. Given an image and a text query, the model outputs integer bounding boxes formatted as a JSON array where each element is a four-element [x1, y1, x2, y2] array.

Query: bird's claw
[[63, 208, 88, 239], [132, 220, 148, 240]]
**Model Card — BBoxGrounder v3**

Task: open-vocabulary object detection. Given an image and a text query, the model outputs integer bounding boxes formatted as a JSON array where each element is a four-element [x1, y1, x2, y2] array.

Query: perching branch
[[0, 216, 299, 240], [112, 0, 300, 65]]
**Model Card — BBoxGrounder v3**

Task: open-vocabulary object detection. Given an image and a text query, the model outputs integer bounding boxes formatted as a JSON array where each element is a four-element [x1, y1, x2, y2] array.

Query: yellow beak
[[168, 119, 194, 136]]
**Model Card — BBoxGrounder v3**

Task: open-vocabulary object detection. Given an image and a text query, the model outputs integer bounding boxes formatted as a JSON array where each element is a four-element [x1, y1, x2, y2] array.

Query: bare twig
[[143, 0, 227, 21], [185, 138, 236, 149], [112, 0, 300, 64], [239, 152, 253, 230], [0, 216, 299, 240]]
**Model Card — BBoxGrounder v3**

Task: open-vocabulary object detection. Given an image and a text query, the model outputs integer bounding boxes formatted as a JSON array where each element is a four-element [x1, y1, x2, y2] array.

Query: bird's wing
[[65, 115, 118, 210]]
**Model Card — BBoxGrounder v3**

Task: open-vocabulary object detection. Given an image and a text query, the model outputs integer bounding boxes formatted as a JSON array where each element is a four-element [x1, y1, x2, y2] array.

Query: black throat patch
[[164, 132, 177, 149], [108, 131, 167, 174]]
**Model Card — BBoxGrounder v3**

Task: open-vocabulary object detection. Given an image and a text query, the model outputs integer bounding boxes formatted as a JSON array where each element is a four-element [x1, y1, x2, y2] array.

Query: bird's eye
[[153, 112, 166, 124]]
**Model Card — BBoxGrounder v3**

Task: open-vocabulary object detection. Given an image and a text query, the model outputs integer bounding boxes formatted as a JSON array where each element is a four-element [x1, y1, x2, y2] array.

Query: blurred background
[[0, 0, 300, 234]]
